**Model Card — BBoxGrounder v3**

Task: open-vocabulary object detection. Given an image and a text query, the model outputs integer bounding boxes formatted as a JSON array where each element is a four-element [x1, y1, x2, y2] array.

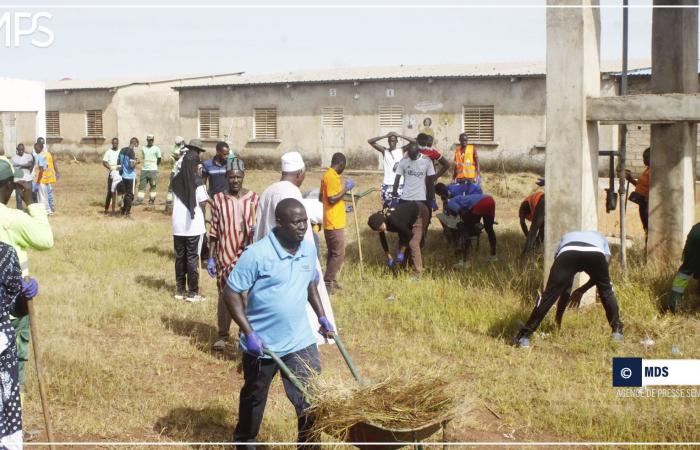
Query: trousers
[[174, 235, 201, 296], [323, 228, 345, 285], [519, 250, 623, 337], [234, 344, 320, 450]]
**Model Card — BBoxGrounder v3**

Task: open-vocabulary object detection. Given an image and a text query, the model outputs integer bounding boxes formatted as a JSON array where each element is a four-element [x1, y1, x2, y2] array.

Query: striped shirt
[[209, 190, 260, 289]]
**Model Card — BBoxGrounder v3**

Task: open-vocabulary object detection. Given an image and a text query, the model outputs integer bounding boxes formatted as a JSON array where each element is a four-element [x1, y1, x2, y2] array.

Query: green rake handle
[[263, 349, 312, 401], [331, 332, 362, 384]]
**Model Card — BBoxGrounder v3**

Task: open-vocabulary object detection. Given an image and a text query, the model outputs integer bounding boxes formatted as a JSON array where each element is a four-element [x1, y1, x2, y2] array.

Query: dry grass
[[309, 372, 463, 439], [15, 161, 700, 447]]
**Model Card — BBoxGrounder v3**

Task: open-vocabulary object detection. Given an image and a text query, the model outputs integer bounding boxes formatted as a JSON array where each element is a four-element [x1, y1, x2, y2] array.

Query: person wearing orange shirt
[[625, 147, 650, 234], [319, 153, 355, 293], [453, 133, 480, 184]]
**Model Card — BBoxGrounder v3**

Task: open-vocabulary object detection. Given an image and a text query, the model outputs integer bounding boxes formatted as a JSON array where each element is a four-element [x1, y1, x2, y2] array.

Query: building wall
[[114, 83, 180, 153], [45, 90, 117, 154], [179, 77, 552, 169], [0, 77, 46, 156]]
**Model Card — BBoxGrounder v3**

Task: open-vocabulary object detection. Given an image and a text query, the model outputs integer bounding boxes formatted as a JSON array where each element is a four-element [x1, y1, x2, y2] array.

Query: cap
[[174, 136, 185, 145], [146, 134, 155, 140], [226, 157, 245, 172], [0, 159, 23, 182], [185, 138, 206, 152], [281, 151, 305, 172]]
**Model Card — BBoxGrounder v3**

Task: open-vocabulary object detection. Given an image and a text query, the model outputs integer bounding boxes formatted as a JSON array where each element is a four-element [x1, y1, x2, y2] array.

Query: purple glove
[[206, 257, 217, 278], [387, 256, 396, 269], [21, 278, 39, 299], [345, 204, 354, 213], [430, 198, 438, 211], [318, 316, 335, 334], [32, 182, 39, 194], [396, 251, 405, 264], [345, 179, 356, 190], [388, 197, 400, 209], [245, 331, 264, 357]]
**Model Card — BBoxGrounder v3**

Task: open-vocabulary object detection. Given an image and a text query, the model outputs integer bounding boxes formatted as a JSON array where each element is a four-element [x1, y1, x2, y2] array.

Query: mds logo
[[645, 366, 669, 378], [0, 11, 54, 48]]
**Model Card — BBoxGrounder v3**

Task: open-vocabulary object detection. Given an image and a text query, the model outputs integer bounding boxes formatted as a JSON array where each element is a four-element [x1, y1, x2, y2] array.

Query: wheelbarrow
[[264, 333, 451, 450]]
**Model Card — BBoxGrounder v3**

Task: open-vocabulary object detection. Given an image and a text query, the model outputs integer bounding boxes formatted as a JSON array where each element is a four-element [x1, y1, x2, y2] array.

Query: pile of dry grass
[[308, 373, 463, 439]]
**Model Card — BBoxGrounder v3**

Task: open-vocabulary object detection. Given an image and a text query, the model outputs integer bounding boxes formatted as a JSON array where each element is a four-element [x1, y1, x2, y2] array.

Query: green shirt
[[0, 202, 54, 276], [102, 148, 120, 170], [140, 145, 162, 171]]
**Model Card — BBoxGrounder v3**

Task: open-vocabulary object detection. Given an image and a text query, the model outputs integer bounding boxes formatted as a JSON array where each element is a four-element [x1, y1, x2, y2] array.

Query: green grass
[[18, 161, 700, 446]]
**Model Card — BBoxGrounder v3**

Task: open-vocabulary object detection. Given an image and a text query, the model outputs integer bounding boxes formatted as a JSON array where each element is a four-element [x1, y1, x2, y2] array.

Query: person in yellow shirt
[[319, 152, 355, 293]]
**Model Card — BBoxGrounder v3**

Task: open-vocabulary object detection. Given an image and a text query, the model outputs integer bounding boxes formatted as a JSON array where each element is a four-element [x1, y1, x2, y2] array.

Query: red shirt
[[419, 148, 442, 161]]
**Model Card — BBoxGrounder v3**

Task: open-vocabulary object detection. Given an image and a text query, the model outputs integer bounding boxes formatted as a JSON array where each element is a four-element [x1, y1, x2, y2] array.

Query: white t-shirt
[[382, 148, 404, 186], [172, 185, 209, 236]]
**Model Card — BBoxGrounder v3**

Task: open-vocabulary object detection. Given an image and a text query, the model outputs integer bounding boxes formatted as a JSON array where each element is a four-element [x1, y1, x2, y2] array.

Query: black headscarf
[[172, 149, 204, 219]]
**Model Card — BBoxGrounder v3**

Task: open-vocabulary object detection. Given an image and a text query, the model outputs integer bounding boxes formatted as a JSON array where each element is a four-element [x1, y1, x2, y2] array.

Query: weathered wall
[[0, 77, 46, 156], [115, 83, 180, 152], [45, 90, 117, 154], [178, 77, 551, 169]]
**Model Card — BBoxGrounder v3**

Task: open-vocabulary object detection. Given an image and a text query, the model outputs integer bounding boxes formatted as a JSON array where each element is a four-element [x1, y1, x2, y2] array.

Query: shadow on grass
[[144, 245, 174, 260], [487, 309, 530, 342], [155, 406, 234, 443], [161, 316, 241, 361], [136, 274, 176, 292]]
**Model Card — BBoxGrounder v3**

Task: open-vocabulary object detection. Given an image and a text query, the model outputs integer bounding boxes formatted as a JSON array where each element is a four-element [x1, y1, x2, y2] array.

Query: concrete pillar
[[544, 1, 601, 284], [648, 0, 698, 263]]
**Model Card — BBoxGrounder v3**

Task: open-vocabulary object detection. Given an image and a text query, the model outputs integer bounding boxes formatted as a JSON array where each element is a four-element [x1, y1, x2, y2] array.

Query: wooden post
[[27, 300, 56, 450]]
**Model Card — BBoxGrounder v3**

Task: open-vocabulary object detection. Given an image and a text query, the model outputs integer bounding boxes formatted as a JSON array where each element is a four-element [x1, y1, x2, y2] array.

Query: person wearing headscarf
[[171, 139, 209, 303]]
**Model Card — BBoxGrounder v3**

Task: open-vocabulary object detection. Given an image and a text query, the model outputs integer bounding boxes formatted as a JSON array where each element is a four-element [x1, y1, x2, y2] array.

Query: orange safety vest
[[523, 191, 544, 222], [34, 151, 56, 184], [454, 144, 477, 180]]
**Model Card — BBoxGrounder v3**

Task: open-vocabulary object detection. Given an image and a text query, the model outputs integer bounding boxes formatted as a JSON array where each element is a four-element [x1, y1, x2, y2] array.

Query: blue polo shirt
[[202, 158, 228, 196], [227, 230, 317, 357]]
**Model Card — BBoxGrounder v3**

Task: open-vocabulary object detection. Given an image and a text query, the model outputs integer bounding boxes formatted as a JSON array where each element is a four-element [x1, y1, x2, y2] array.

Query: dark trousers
[[460, 211, 497, 256], [638, 198, 649, 233], [323, 228, 345, 285], [121, 179, 134, 215], [519, 250, 623, 338], [104, 174, 113, 211], [234, 344, 320, 450], [174, 235, 201, 296]]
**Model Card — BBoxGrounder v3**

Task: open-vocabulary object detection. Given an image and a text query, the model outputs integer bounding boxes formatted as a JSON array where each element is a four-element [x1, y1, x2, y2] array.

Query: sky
[[0, 0, 665, 82]]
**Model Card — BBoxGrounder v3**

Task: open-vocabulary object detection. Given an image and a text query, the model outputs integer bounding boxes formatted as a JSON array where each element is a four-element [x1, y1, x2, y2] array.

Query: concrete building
[[44, 73, 242, 155], [0, 77, 46, 157], [174, 62, 637, 169]]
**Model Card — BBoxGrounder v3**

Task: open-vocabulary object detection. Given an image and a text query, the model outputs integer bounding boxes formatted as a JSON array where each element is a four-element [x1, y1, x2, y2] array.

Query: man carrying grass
[[207, 158, 259, 351], [514, 231, 624, 348], [222, 198, 334, 449]]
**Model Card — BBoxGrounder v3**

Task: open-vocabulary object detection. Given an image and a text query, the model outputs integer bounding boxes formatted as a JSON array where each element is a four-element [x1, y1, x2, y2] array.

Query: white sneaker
[[174, 293, 185, 300], [487, 255, 499, 263], [452, 260, 471, 269], [185, 294, 207, 303], [212, 338, 227, 351]]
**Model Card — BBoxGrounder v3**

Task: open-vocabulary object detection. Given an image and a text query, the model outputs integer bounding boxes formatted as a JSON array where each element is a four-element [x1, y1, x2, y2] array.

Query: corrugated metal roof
[[173, 60, 652, 89], [45, 72, 244, 91], [608, 60, 700, 76]]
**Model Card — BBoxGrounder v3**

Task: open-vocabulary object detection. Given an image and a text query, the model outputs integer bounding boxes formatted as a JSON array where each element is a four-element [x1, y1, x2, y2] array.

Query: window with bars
[[254, 108, 278, 140], [321, 107, 344, 127], [199, 108, 220, 139], [462, 106, 494, 141], [46, 111, 60, 137], [86, 110, 103, 137], [378, 105, 404, 129]]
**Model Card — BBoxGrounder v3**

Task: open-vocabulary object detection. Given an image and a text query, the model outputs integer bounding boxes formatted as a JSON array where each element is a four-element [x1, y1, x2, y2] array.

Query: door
[[0, 112, 17, 157], [321, 107, 345, 167], [378, 105, 405, 169]]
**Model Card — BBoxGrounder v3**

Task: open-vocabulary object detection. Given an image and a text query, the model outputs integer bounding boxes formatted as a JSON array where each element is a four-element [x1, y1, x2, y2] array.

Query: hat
[[185, 139, 206, 152], [146, 134, 155, 140], [281, 151, 305, 172], [0, 159, 23, 182], [226, 158, 245, 172], [175, 136, 185, 145]]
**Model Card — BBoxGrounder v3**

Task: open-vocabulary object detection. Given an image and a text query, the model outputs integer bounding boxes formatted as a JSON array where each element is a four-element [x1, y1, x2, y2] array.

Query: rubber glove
[[386, 256, 396, 269], [395, 251, 405, 264], [345, 179, 356, 190], [206, 257, 217, 278], [32, 182, 39, 194], [345, 204, 354, 213], [388, 197, 400, 209], [245, 332, 264, 357], [21, 278, 39, 299], [318, 316, 335, 335], [430, 198, 438, 211]]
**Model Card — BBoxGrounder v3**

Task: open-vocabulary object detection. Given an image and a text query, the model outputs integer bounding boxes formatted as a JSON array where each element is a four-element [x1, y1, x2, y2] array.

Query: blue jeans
[[234, 344, 320, 449]]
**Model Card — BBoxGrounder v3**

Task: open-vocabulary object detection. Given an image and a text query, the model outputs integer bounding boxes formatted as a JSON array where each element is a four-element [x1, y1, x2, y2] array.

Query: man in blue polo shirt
[[223, 198, 334, 449], [202, 141, 230, 197]]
